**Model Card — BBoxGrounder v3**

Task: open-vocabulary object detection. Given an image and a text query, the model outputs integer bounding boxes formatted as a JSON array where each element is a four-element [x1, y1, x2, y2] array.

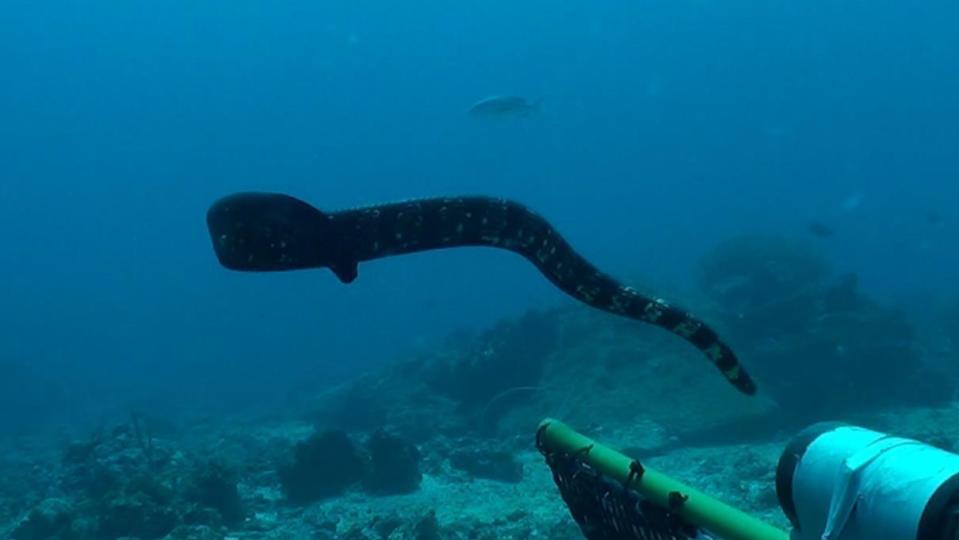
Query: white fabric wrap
[[790, 426, 959, 540]]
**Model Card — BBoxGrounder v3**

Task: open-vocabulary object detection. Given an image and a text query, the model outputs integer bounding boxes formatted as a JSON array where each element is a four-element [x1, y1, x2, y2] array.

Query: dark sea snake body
[[206, 193, 757, 395]]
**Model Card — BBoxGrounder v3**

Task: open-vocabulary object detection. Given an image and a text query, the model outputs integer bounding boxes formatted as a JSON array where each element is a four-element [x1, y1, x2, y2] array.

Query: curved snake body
[[207, 193, 756, 395]]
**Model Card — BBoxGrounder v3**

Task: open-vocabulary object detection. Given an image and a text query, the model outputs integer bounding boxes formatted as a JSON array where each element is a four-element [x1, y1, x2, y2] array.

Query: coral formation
[[6, 244, 958, 539], [425, 310, 557, 411], [698, 235, 952, 418], [185, 460, 244, 526], [698, 235, 830, 342], [11, 498, 75, 540], [278, 430, 367, 504], [449, 448, 523, 483], [362, 430, 422, 495], [96, 487, 177, 539], [9, 418, 219, 539]]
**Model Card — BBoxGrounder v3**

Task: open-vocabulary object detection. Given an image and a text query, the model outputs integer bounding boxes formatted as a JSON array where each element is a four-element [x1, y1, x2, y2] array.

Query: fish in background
[[808, 222, 835, 238], [468, 95, 539, 118]]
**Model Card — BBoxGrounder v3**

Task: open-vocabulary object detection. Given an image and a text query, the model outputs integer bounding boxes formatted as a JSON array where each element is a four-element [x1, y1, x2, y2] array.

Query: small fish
[[468, 95, 538, 117], [808, 222, 835, 238]]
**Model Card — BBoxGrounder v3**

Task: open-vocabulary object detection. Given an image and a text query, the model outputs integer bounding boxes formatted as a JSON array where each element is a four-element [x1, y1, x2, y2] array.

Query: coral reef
[[698, 235, 829, 342], [277, 430, 367, 504], [184, 460, 244, 526], [449, 448, 523, 483], [424, 310, 557, 412], [58, 421, 181, 539], [305, 310, 559, 443], [308, 365, 464, 442], [5, 360, 958, 540], [697, 235, 952, 419], [276, 427, 423, 502], [6, 252, 958, 539], [96, 486, 177, 539], [362, 430, 422, 495], [11, 498, 76, 540]]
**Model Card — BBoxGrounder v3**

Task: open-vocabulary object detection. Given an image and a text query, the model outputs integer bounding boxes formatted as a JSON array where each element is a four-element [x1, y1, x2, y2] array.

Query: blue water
[[1, 0, 957, 432]]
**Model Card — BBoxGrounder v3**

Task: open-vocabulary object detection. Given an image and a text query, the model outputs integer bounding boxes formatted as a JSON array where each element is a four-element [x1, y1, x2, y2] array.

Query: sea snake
[[206, 193, 757, 395]]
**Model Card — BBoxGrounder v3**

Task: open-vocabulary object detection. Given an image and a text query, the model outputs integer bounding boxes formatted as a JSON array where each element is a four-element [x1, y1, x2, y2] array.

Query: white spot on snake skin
[[673, 319, 701, 338], [610, 293, 631, 314], [575, 285, 595, 302], [643, 301, 664, 322], [704, 344, 723, 364], [723, 363, 742, 380]]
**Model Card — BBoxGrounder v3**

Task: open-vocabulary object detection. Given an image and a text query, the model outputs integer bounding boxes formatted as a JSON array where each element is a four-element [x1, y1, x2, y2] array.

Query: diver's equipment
[[537, 418, 789, 540], [776, 422, 959, 540], [539, 418, 959, 540]]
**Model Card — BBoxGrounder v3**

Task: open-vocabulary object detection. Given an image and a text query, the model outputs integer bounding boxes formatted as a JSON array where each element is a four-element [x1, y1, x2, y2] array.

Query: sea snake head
[[206, 192, 357, 283]]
